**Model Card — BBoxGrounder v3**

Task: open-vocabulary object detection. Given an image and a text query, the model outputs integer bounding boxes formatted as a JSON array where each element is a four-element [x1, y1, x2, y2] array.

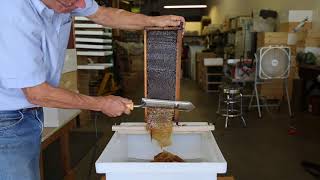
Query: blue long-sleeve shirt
[[0, 0, 98, 110]]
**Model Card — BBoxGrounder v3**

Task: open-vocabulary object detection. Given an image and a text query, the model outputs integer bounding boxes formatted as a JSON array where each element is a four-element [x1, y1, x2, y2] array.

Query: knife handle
[[126, 103, 134, 111], [126, 103, 145, 110]]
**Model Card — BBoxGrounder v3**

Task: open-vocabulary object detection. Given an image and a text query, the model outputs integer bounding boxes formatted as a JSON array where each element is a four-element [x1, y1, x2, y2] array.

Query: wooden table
[[40, 113, 80, 180]]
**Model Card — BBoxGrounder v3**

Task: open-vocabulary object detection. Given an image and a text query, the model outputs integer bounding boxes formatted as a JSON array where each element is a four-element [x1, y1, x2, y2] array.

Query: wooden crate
[[293, 32, 320, 47], [307, 32, 320, 38], [305, 39, 320, 47], [257, 32, 288, 48]]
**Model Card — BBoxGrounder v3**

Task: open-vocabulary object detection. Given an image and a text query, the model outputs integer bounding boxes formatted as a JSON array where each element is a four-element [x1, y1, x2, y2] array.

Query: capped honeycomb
[[144, 27, 182, 147]]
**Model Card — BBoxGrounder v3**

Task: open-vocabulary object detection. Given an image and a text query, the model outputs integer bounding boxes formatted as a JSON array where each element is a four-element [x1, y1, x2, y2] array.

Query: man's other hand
[[151, 15, 185, 29]]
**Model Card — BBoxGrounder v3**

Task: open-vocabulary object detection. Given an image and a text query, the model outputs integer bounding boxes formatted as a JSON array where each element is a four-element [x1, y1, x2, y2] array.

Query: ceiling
[[129, 0, 209, 21]]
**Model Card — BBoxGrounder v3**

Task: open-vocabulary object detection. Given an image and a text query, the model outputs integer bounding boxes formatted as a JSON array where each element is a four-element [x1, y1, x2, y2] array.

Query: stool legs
[[225, 116, 229, 128], [254, 83, 262, 118]]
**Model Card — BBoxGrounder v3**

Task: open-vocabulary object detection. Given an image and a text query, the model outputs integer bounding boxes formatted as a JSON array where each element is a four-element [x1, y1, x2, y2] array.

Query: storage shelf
[[75, 16, 90, 21], [75, 44, 112, 49], [74, 23, 111, 29], [77, 63, 113, 70], [75, 30, 112, 36], [76, 51, 113, 56], [75, 38, 112, 43]]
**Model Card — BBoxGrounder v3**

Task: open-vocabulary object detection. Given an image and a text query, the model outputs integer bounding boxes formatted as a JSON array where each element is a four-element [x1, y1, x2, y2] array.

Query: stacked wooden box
[[304, 32, 320, 47], [196, 52, 223, 92]]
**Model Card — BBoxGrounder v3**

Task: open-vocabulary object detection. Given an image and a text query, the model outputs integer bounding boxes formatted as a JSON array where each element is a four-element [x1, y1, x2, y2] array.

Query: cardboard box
[[257, 32, 288, 48], [260, 66, 297, 99], [305, 39, 320, 47], [279, 22, 312, 33], [60, 71, 78, 92], [195, 52, 216, 86], [287, 32, 308, 46]]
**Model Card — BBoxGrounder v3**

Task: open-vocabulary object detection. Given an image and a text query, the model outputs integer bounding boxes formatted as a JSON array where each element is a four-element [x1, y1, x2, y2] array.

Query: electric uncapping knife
[[128, 98, 195, 112]]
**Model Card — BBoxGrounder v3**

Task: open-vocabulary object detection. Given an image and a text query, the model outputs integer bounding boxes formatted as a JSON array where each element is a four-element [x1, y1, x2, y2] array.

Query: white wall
[[208, 0, 251, 24], [207, 0, 320, 31], [314, 1, 320, 31], [185, 22, 202, 34]]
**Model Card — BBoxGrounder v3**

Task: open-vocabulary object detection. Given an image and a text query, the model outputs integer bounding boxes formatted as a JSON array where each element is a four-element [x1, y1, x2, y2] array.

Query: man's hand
[[150, 15, 185, 29], [98, 95, 133, 117], [23, 82, 133, 118]]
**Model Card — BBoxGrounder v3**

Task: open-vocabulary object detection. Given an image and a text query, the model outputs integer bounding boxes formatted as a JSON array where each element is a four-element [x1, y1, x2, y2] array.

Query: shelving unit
[[203, 65, 224, 92], [74, 16, 119, 97], [197, 56, 224, 93], [74, 16, 113, 58]]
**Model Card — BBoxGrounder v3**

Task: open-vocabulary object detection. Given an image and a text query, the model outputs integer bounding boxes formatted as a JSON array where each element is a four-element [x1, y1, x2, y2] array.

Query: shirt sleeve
[[71, 0, 99, 17], [0, 15, 46, 89]]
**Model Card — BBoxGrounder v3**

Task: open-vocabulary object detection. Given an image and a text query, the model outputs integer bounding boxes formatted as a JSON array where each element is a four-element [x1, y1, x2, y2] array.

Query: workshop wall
[[185, 22, 202, 35]]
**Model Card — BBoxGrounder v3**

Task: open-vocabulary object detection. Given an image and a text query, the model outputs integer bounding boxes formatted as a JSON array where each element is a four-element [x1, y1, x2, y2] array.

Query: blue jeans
[[0, 108, 43, 180]]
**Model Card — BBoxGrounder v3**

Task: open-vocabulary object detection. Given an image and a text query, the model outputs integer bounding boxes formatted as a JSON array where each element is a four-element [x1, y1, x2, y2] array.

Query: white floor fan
[[249, 46, 293, 118]]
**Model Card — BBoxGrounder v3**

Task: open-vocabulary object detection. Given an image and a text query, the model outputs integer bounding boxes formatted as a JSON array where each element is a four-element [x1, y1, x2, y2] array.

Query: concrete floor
[[67, 79, 320, 180]]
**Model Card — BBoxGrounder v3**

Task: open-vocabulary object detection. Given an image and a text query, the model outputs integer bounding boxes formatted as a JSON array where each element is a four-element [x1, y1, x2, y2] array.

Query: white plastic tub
[[95, 122, 227, 180]]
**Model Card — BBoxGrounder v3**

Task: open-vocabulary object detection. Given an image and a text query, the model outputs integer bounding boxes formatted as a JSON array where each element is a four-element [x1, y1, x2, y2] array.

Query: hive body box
[[95, 122, 227, 180], [144, 27, 183, 121]]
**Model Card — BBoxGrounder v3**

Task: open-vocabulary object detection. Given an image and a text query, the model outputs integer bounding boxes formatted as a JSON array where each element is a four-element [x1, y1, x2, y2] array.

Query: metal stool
[[216, 84, 247, 128]]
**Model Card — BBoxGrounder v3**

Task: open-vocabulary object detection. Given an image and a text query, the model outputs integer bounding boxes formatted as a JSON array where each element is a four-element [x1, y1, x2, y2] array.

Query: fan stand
[[248, 46, 293, 118], [249, 78, 293, 118]]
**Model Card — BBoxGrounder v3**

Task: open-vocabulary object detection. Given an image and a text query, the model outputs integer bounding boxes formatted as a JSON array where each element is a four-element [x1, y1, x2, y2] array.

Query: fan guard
[[258, 46, 291, 79]]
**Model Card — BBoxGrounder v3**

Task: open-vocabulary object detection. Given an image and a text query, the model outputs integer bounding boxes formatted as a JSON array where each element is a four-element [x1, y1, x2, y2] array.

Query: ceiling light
[[164, 5, 207, 9]]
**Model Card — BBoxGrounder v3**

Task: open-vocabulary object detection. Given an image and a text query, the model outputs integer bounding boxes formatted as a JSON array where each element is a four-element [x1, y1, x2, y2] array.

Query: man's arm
[[87, 7, 185, 30], [22, 82, 132, 117]]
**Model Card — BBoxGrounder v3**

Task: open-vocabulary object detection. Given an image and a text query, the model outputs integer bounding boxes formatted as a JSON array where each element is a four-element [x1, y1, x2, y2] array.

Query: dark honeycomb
[[146, 30, 178, 100]]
